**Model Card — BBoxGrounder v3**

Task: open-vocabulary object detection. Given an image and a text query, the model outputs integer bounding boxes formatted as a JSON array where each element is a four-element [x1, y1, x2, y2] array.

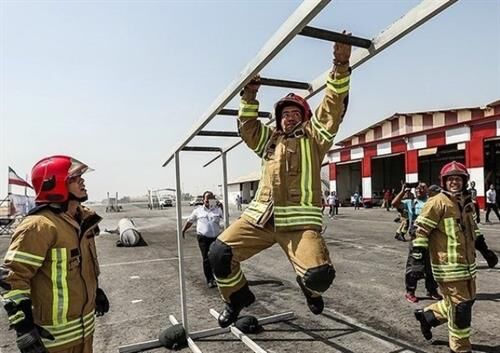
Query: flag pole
[[7, 167, 12, 217]]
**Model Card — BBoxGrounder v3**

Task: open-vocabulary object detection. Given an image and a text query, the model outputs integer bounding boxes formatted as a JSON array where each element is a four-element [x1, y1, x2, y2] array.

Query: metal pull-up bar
[[259, 77, 311, 91], [218, 108, 272, 118], [299, 26, 373, 48]]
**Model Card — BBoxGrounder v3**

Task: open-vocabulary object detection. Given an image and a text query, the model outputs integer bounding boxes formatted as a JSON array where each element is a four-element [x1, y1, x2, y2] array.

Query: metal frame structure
[[119, 1, 457, 352]]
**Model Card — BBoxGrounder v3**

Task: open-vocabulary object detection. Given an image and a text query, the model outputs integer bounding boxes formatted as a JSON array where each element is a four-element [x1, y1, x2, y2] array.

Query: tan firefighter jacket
[[239, 63, 350, 232], [413, 191, 478, 282], [0, 204, 102, 350]]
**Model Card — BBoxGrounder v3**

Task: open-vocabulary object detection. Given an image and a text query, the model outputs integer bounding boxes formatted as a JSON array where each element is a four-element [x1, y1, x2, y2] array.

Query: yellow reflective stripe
[[448, 325, 471, 338], [239, 102, 259, 118], [4, 250, 44, 267], [444, 218, 458, 264], [2, 289, 31, 304], [311, 115, 334, 142], [215, 269, 244, 288], [254, 126, 270, 155], [274, 205, 322, 215], [51, 249, 69, 325], [326, 75, 350, 94], [412, 237, 429, 248], [436, 300, 448, 317], [416, 216, 437, 227], [300, 138, 313, 206], [42, 312, 95, 348], [275, 217, 323, 227], [9, 310, 25, 324]]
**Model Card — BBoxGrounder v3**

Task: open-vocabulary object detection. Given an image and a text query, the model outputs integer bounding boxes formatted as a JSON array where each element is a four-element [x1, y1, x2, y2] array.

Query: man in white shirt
[[485, 184, 500, 223], [182, 191, 223, 288], [327, 191, 338, 218]]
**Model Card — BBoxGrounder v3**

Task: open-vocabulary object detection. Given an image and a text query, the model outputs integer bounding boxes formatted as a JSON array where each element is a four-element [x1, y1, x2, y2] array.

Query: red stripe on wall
[[358, 134, 365, 144], [405, 115, 413, 133], [340, 150, 350, 162], [445, 111, 457, 125], [344, 140, 352, 147], [329, 163, 337, 181], [391, 119, 399, 134], [392, 139, 406, 153], [427, 131, 445, 147], [362, 145, 377, 177], [467, 121, 497, 168], [374, 126, 382, 140], [406, 150, 418, 173], [423, 113, 433, 129], [472, 108, 485, 120]]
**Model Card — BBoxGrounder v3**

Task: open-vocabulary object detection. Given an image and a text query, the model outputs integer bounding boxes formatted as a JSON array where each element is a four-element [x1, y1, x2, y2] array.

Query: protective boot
[[218, 284, 255, 328], [414, 309, 432, 340], [296, 276, 324, 315]]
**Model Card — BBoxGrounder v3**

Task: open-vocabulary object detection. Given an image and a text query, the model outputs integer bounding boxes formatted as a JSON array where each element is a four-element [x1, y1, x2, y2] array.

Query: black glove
[[95, 288, 109, 317], [408, 246, 426, 279], [16, 326, 54, 353], [3, 299, 54, 353]]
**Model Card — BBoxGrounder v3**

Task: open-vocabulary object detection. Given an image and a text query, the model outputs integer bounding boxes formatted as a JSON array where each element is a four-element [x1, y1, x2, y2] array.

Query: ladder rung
[[299, 26, 372, 49]]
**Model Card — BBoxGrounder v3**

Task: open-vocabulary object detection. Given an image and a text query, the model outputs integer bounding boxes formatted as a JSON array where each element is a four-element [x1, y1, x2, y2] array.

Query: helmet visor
[[68, 158, 94, 178]]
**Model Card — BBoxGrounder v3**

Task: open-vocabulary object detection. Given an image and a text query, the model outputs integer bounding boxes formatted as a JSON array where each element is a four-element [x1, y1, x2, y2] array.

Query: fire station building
[[327, 100, 500, 208]]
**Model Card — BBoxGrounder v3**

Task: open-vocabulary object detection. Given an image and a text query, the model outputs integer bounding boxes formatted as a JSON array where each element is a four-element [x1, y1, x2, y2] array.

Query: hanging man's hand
[[333, 30, 352, 65], [240, 75, 261, 101]]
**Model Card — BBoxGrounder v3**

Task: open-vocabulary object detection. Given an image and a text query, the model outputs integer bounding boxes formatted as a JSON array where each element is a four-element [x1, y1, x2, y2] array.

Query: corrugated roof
[[228, 171, 261, 185]]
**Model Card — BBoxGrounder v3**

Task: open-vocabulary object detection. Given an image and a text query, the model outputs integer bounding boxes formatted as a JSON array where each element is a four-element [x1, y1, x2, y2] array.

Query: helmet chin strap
[[283, 121, 302, 135], [68, 192, 88, 203]]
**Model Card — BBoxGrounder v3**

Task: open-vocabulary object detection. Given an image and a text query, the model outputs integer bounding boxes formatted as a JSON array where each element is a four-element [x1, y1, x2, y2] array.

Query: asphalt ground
[[1, 204, 499, 353]]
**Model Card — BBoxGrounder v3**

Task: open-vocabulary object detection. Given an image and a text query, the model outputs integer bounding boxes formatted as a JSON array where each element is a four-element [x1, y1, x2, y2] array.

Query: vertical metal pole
[[221, 152, 230, 228], [174, 152, 189, 333]]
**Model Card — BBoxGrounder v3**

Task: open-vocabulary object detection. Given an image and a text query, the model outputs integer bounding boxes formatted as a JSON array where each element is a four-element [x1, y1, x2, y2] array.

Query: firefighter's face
[[67, 175, 87, 199], [281, 106, 303, 133], [446, 175, 463, 193]]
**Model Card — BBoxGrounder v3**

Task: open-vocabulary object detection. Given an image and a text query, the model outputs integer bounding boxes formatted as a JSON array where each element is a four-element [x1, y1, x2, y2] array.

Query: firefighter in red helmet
[[411, 161, 495, 353], [1, 156, 108, 353], [208, 34, 352, 328]]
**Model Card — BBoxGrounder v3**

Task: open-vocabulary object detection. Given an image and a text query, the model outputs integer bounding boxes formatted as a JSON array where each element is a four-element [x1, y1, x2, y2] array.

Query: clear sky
[[1, 0, 499, 202]]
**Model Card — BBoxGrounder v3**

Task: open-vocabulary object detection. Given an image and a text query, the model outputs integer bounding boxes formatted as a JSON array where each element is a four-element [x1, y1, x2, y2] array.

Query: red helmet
[[439, 161, 469, 189], [31, 155, 92, 203], [274, 93, 312, 131]]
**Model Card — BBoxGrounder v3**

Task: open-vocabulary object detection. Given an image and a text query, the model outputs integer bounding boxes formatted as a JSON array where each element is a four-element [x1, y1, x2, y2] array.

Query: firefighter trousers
[[424, 279, 476, 353], [211, 218, 333, 303], [49, 336, 93, 353]]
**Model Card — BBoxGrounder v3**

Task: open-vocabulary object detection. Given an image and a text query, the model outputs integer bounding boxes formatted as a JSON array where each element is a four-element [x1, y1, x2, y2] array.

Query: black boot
[[218, 284, 255, 328], [296, 276, 324, 315], [414, 309, 433, 340]]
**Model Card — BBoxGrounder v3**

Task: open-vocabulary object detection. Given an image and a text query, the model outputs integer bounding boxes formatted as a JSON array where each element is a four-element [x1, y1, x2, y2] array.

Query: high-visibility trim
[[326, 75, 350, 94], [8, 310, 25, 325], [299, 138, 313, 206], [275, 217, 323, 227], [311, 115, 334, 142], [243, 200, 268, 221], [448, 325, 471, 339], [254, 126, 270, 156], [4, 250, 44, 267], [474, 229, 481, 236], [51, 248, 69, 325], [415, 216, 437, 228], [431, 263, 476, 281], [215, 268, 244, 288], [436, 300, 448, 317], [239, 101, 259, 118], [42, 311, 95, 348], [2, 289, 31, 304], [444, 218, 458, 264], [412, 237, 429, 248]]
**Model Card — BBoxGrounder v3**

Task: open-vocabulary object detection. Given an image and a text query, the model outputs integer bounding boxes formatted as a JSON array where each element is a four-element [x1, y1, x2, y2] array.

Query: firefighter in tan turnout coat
[[1, 156, 109, 353], [208, 35, 352, 328], [412, 161, 479, 353]]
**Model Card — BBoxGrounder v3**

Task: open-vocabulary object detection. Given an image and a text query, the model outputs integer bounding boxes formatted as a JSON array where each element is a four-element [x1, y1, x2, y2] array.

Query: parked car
[[189, 196, 204, 206], [162, 198, 173, 207]]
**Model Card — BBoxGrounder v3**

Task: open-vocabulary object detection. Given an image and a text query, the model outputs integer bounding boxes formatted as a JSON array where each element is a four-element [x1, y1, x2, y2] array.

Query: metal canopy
[[200, 0, 458, 168]]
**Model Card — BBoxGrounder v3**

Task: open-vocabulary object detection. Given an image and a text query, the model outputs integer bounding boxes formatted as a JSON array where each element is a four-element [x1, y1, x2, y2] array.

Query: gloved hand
[[3, 299, 54, 353], [95, 288, 109, 317], [16, 326, 54, 353]]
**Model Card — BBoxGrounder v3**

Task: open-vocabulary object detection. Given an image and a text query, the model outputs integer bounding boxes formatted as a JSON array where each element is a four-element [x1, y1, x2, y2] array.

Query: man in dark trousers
[[183, 191, 223, 288]]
